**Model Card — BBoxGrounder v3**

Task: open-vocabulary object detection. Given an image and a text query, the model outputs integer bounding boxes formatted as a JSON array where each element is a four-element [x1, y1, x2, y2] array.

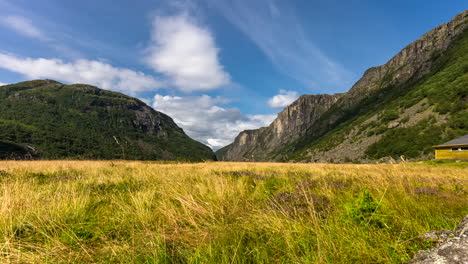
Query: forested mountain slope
[[0, 80, 215, 160]]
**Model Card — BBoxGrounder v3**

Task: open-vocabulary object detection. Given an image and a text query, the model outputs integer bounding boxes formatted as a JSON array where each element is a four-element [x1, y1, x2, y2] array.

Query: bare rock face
[[133, 103, 183, 138], [341, 10, 467, 110], [217, 94, 342, 161], [217, 10, 468, 162], [407, 216, 468, 264], [270, 94, 344, 144]]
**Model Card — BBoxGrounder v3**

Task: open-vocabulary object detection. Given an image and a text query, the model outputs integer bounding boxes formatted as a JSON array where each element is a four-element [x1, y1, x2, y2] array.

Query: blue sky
[[0, 0, 466, 149]]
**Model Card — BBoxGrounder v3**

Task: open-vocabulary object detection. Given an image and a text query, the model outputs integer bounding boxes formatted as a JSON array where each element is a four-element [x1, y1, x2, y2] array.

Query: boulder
[[407, 216, 468, 263]]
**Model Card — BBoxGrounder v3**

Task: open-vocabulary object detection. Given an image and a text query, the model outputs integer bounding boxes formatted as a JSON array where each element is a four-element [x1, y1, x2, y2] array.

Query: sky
[[0, 0, 466, 150]]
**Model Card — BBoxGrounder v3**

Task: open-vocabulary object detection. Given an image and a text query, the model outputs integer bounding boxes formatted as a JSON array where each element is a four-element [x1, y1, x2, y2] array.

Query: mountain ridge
[[217, 10, 468, 162], [0, 80, 215, 160]]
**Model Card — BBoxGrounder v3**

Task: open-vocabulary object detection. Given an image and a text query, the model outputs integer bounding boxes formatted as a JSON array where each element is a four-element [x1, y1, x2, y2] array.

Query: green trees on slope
[[0, 80, 215, 160]]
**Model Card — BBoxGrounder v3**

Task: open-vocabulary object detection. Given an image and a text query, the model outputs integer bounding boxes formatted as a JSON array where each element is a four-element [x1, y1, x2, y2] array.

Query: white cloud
[[268, 90, 299, 109], [0, 82, 7, 86], [146, 13, 230, 92], [207, 0, 355, 92], [0, 15, 46, 40], [152, 94, 275, 149], [0, 53, 163, 95]]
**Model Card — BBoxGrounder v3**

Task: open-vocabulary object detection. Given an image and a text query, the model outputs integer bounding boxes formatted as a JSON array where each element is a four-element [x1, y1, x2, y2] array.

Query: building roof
[[434, 134, 468, 148]]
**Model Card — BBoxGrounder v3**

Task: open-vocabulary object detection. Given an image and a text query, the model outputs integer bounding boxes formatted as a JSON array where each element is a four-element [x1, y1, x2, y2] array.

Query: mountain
[[217, 94, 343, 161], [0, 80, 215, 160], [217, 10, 468, 162]]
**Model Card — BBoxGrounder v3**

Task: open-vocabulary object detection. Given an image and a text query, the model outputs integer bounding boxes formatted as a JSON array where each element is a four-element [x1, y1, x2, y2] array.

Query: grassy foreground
[[0, 161, 466, 263]]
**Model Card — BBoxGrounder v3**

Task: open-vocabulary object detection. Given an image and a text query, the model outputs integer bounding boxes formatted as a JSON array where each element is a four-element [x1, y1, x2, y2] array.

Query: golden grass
[[0, 161, 467, 263]]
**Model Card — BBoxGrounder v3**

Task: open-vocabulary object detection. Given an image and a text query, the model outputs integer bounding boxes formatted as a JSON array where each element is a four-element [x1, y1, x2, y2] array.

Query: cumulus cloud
[[146, 13, 230, 92], [268, 90, 299, 109], [0, 82, 7, 86], [0, 15, 46, 40], [0, 53, 163, 95], [152, 94, 275, 149]]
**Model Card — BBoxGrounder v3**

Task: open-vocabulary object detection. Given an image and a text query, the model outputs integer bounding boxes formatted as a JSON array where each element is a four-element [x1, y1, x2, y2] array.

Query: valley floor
[[0, 161, 467, 263]]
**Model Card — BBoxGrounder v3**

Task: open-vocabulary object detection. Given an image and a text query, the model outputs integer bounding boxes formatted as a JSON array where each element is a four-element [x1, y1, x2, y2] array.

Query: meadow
[[0, 161, 466, 263]]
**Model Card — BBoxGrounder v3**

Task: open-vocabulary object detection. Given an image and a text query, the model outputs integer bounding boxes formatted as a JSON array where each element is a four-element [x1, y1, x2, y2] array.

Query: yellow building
[[433, 134, 468, 160]]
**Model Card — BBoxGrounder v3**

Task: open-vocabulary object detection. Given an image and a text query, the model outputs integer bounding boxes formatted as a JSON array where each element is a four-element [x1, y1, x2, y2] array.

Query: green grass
[[418, 159, 468, 168], [0, 161, 466, 263]]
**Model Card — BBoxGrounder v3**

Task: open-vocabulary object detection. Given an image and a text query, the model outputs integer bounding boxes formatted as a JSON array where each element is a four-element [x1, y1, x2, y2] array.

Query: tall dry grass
[[0, 161, 466, 263]]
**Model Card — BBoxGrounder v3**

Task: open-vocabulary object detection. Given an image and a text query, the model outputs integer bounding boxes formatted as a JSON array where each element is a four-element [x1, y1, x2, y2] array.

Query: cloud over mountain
[[0, 53, 163, 95], [268, 90, 299, 109], [152, 94, 275, 149]]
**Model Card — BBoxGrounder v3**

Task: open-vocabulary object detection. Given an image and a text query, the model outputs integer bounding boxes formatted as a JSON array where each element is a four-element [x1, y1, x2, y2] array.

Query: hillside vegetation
[[217, 10, 468, 162], [288, 24, 468, 162], [0, 80, 214, 161], [0, 161, 466, 263]]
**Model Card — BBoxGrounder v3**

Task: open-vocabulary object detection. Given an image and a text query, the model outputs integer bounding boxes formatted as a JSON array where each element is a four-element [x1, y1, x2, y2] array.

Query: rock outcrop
[[217, 94, 342, 161], [217, 10, 468, 162], [334, 9, 467, 112], [408, 215, 468, 264]]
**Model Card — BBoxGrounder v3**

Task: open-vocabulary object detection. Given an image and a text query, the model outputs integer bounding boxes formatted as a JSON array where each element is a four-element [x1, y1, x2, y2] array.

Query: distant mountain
[[0, 80, 215, 160], [217, 10, 468, 162]]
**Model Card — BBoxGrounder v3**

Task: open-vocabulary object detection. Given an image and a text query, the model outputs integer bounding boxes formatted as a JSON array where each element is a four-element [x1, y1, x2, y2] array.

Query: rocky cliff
[[334, 9, 467, 113], [217, 10, 468, 162], [217, 93, 342, 161]]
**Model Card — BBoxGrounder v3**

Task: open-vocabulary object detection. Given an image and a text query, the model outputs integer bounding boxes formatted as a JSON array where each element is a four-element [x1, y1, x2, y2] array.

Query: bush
[[435, 102, 451, 114], [347, 189, 385, 228], [381, 110, 399, 122], [448, 112, 468, 130], [374, 125, 387, 135], [400, 116, 410, 123]]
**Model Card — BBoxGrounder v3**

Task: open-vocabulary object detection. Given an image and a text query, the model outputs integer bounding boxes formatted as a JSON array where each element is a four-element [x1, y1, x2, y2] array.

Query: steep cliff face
[[290, 10, 468, 162], [218, 10, 468, 162], [338, 10, 467, 111], [217, 93, 342, 161]]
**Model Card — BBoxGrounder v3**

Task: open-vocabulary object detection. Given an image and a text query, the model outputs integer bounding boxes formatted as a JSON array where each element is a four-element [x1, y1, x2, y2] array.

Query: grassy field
[[0, 161, 466, 263]]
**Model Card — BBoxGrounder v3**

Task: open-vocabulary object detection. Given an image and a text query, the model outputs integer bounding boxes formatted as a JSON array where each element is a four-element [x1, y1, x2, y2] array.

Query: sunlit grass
[[0, 161, 466, 263]]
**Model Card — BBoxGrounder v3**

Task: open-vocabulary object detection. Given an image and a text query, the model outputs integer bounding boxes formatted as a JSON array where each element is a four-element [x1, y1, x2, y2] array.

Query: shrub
[[374, 125, 387, 135], [347, 189, 385, 228], [381, 110, 399, 122], [400, 116, 410, 124], [435, 102, 451, 114], [448, 112, 468, 130]]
